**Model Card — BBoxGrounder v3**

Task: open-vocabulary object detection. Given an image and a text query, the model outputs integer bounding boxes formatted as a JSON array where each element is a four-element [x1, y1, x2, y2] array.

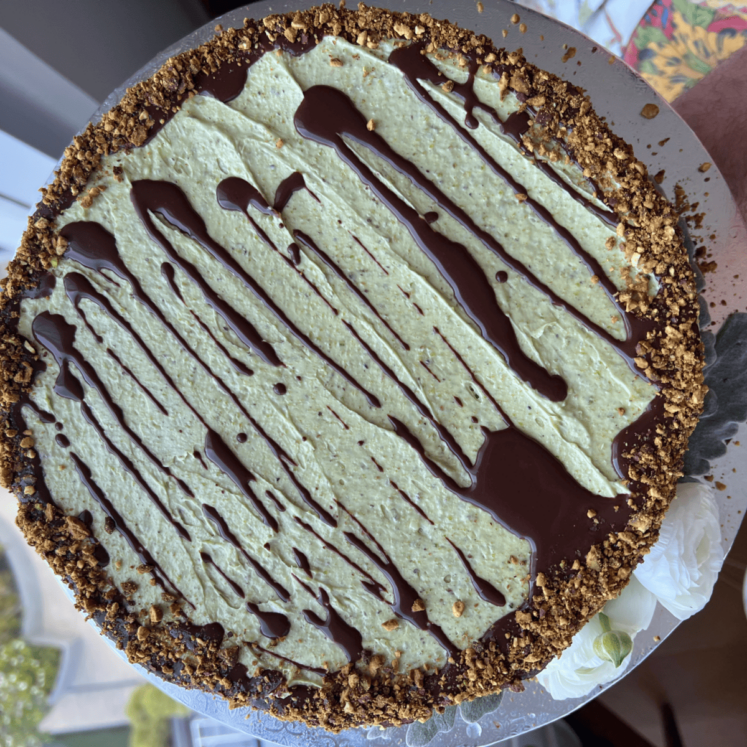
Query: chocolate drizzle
[[10, 397, 56, 508], [196, 62, 250, 104], [294, 516, 385, 597], [71, 451, 186, 599], [353, 235, 389, 275], [129, 187, 281, 367], [294, 230, 410, 351], [434, 326, 505, 415], [64, 221, 334, 528], [500, 110, 617, 227], [247, 602, 291, 639], [418, 416, 629, 575], [20, 396, 55, 424], [32, 312, 193, 542], [200, 551, 245, 598], [24, 273, 57, 299], [446, 539, 506, 607], [177, 621, 225, 651], [217, 171, 319, 216], [294, 85, 567, 402], [204, 429, 279, 532], [390, 480, 433, 524], [92, 544, 111, 567], [62, 224, 263, 425], [106, 348, 169, 414], [288, 80, 641, 591], [342, 519, 457, 657], [612, 394, 666, 485], [161, 262, 254, 376], [216, 176, 339, 316], [293, 547, 313, 577], [274, 171, 319, 212], [80, 398, 194, 541], [498, 109, 532, 142], [217, 177, 274, 217], [342, 321, 471, 470], [133, 178, 378, 408], [249, 643, 327, 676], [287, 243, 301, 265], [386, 45, 616, 229], [59, 253, 208, 421], [265, 490, 286, 512], [387, 45, 652, 373], [202, 503, 290, 602], [302, 587, 365, 663]]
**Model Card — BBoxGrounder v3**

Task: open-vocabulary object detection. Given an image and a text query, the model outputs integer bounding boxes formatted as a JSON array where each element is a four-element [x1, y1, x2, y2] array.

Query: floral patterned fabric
[[623, 0, 747, 100], [514, 0, 747, 101]]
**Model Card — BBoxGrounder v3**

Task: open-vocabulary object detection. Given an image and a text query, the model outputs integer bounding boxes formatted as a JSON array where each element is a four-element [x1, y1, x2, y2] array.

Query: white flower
[[537, 576, 656, 700], [633, 481, 724, 621], [540, 480, 725, 701]]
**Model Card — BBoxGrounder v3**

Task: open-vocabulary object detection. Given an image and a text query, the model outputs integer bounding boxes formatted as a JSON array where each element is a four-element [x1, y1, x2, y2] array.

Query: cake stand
[[39, 0, 747, 744]]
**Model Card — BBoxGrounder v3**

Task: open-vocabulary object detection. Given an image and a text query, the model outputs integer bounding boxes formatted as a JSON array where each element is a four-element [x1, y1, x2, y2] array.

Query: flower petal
[[634, 481, 724, 620]]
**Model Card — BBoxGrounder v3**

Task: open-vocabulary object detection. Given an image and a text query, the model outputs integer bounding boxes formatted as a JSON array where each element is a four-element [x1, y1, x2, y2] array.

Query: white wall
[[0, 0, 210, 103], [0, 29, 99, 158], [0, 129, 55, 264]]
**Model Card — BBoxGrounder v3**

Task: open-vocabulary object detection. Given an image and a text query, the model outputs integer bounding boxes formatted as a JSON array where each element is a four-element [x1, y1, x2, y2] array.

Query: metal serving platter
[[40, 0, 747, 744]]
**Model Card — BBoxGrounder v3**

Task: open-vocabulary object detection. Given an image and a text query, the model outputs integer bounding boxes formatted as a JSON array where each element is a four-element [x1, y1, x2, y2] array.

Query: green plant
[[0, 544, 61, 747], [0, 637, 60, 747], [125, 684, 190, 747], [0, 547, 21, 646]]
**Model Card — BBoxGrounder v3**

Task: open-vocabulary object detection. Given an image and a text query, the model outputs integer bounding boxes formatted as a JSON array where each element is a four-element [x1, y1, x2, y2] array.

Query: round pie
[[0, 3, 705, 731]]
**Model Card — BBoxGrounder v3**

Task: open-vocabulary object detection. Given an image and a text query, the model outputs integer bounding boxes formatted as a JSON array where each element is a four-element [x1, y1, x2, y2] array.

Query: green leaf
[[460, 692, 504, 723], [433, 704, 457, 732], [406, 705, 457, 746], [639, 59, 660, 77], [0, 637, 60, 747], [593, 629, 633, 668], [598, 612, 612, 633], [672, 0, 716, 29], [126, 685, 189, 747], [683, 51, 713, 76], [635, 26, 670, 50], [406, 717, 440, 747]]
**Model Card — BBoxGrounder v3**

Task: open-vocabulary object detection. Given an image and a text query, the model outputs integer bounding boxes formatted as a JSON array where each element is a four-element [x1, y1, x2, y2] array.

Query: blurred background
[[1, 1, 746, 746]]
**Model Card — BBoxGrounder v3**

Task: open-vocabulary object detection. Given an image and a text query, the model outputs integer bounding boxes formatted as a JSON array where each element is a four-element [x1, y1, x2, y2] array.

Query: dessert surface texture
[[0, 3, 705, 731]]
